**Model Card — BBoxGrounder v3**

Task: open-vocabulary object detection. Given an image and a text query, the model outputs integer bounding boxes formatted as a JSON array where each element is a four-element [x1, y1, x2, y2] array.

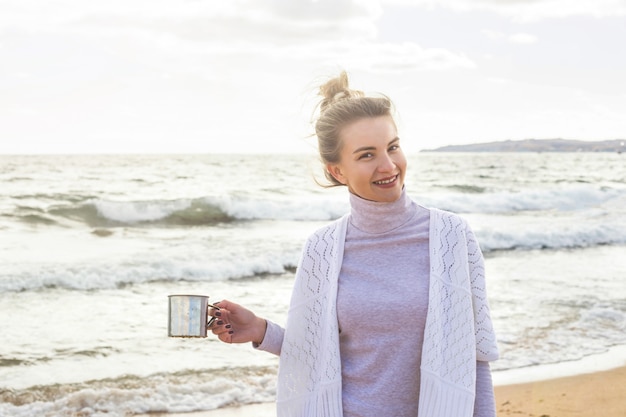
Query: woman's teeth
[[374, 176, 396, 185]]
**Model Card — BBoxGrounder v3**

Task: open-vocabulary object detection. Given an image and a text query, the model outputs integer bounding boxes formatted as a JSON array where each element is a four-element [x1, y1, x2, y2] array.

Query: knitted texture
[[418, 208, 499, 417], [276, 209, 498, 417], [277, 217, 346, 417]]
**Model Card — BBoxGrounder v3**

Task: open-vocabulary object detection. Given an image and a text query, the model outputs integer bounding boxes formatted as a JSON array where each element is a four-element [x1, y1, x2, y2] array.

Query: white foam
[[492, 344, 626, 385], [218, 194, 348, 222], [478, 219, 626, 251], [416, 184, 625, 214], [0, 250, 300, 292], [94, 198, 192, 223], [0, 373, 276, 417]]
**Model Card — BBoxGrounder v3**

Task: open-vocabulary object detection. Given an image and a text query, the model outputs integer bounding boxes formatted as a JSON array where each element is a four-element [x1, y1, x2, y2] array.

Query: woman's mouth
[[373, 175, 398, 186]]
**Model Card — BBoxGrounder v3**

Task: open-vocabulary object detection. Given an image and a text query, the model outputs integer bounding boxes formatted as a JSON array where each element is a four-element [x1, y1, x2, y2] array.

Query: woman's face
[[327, 115, 406, 203]]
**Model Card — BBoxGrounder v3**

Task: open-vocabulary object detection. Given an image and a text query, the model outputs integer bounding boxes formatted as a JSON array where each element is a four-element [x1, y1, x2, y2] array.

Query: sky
[[1, 0, 625, 154]]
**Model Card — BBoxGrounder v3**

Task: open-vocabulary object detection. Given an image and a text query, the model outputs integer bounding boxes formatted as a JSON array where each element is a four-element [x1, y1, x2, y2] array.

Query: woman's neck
[[348, 188, 416, 234]]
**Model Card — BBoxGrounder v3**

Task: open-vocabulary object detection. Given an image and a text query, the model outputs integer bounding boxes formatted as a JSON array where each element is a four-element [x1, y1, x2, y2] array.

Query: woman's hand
[[208, 299, 267, 345]]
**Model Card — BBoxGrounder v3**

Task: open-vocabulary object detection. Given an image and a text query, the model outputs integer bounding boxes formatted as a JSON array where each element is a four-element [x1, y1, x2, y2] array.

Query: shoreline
[[491, 344, 626, 385], [137, 346, 626, 417], [139, 366, 626, 417]]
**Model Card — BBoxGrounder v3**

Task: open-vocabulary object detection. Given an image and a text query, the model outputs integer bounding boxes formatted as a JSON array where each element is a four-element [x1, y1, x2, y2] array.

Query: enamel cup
[[168, 294, 219, 338]]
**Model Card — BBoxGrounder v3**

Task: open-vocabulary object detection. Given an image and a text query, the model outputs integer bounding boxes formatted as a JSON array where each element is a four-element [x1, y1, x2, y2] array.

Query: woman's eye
[[358, 152, 373, 160]]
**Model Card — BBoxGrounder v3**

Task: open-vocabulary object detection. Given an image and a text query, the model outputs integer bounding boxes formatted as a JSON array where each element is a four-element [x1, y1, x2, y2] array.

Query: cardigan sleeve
[[255, 219, 340, 358], [466, 224, 499, 362], [276, 218, 346, 416]]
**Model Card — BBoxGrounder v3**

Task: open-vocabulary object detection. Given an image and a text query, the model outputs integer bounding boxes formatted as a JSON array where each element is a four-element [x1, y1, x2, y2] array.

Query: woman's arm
[[209, 299, 284, 355], [253, 319, 284, 355], [474, 361, 496, 417]]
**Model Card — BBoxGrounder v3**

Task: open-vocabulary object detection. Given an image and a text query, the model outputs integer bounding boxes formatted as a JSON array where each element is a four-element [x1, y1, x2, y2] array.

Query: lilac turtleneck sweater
[[257, 189, 496, 417], [337, 189, 430, 417]]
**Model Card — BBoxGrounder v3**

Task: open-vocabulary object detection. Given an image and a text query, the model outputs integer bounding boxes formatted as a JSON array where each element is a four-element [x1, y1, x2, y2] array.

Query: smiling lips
[[373, 174, 399, 186]]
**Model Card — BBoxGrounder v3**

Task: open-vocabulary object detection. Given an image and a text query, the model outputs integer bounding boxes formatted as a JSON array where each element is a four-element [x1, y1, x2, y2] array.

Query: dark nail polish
[[225, 324, 231, 329], [217, 320, 224, 325], [228, 330, 234, 334], [215, 311, 222, 317]]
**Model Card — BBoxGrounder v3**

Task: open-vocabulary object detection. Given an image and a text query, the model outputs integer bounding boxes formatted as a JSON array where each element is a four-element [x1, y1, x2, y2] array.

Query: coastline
[[492, 344, 626, 385], [137, 347, 626, 417]]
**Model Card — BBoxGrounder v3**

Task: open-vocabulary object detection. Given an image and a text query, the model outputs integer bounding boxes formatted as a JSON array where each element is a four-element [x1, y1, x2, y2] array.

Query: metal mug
[[168, 294, 220, 338]]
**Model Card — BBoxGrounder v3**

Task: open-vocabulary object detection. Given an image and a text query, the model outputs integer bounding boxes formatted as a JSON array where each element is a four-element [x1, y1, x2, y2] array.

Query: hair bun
[[332, 91, 349, 102], [319, 71, 364, 113]]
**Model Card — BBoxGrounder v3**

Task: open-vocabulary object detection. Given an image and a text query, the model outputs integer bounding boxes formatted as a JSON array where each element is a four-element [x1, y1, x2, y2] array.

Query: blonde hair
[[315, 71, 395, 187]]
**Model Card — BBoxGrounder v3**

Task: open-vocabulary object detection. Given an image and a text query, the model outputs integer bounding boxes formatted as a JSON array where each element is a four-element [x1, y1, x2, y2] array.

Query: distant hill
[[422, 139, 625, 153]]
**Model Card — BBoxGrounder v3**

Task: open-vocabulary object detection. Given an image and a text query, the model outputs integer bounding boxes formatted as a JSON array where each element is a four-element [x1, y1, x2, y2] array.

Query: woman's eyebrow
[[352, 146, 375, 154], [352, 137, 400, 154]]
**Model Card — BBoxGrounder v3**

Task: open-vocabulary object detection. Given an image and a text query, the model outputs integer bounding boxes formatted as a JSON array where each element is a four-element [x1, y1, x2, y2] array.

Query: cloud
[[482, 29, 538, 44], [3, 0, 623, 154], [0, 0, 382, 40], [272, 40, 476, 74], [0, 0, 481, 155], [0, 0, 474, 79], [508, 33, 538, 44], [382, 0, 626, 21], [267, 0, 382, 21], [369, 43, 477, 72], [0, 1, 383, 59]]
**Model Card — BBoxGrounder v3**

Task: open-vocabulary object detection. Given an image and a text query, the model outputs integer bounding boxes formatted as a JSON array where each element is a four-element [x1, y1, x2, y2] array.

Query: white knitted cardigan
[[276, 208, 499, 417]]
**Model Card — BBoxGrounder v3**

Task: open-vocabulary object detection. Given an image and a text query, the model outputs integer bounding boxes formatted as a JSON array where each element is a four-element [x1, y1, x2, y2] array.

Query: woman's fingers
[[208, 313, 233, 343], [207, 299, 264, 344], [207, 300, 234, 343], [211, 323, 234, 343]]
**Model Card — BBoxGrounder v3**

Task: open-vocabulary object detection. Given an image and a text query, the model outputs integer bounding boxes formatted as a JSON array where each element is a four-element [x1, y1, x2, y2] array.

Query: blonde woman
[[210, 71, 499, 417]]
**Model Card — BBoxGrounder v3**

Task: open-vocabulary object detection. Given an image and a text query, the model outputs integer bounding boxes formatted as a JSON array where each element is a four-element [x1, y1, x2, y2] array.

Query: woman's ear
[[326, 164, 346, 185]]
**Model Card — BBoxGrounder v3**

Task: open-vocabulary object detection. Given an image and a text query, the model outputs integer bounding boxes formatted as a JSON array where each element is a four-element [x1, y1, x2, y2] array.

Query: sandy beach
[[495, 365, 626, 417], [137, 364, 626, 417]]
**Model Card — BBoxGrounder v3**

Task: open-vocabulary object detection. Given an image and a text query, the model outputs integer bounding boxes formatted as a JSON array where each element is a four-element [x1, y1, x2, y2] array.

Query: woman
[[209, 71, 499, 417]]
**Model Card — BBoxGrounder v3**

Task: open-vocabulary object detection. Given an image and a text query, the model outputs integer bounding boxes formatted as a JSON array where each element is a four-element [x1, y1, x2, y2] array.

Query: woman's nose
[[378, 153, 396, 172]]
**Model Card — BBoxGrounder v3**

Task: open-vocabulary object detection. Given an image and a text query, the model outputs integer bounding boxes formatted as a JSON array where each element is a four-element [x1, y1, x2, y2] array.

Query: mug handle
[[206, 303, 221, 328]]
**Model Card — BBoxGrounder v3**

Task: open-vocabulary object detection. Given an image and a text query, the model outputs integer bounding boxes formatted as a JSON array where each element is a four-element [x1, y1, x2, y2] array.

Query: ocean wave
[[11, 194, 346, 227], [9, 197, 235, 228], [495, 304, 626, 371], [419, 183, 625, 214], [8, 212, 59, 226], [437, 184, 487, 194], [11, 192, 97, 204], [479, 222, 626, 252], [3, 184, 626, 228], [48, 198, 233, 227], [0, 366, 277, 417], [0, 252, 299, 293], [8, 184, 622, 229], [2, 224, 624, 294], [0, 346, 120, 369]]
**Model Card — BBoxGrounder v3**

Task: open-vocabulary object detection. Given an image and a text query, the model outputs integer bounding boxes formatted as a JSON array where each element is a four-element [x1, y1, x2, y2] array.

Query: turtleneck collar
[[348, 187, 418, 234]]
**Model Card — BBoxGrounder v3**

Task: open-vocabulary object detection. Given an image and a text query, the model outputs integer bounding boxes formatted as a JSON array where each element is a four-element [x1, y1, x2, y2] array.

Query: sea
[[1, 152, 625, 416]]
